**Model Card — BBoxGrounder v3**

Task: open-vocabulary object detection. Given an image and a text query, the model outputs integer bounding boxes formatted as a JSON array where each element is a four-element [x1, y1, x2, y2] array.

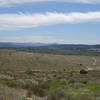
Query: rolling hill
[[0, 49, 100, 72]]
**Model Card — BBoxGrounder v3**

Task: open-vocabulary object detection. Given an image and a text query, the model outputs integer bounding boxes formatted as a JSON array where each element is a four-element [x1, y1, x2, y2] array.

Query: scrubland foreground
[[0, 49, 100, 100]]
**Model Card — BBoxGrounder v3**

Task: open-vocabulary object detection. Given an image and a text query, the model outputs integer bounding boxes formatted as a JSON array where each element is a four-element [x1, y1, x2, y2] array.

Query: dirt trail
[[92, 57, 97, 66], [87, 57, 97, 71]]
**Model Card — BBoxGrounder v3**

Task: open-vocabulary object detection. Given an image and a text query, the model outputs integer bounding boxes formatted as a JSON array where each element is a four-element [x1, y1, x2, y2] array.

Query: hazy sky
[[0, 0, 100, 44]]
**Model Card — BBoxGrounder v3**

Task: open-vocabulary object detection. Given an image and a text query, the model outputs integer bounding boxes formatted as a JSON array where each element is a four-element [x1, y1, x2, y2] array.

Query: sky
[[0, 0, 100, 44]]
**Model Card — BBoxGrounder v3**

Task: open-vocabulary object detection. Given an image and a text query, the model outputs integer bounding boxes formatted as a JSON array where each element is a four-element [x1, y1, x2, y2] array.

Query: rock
[[27, 97, 33, 100]]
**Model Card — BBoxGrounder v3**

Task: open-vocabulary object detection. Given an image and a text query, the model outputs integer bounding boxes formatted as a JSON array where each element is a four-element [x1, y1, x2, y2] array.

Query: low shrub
[[47, 88, 74, 100], [80, 69, 88, 74]]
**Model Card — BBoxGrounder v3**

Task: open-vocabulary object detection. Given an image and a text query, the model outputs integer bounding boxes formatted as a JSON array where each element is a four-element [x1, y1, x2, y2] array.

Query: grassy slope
[[0, 49, 100, 71], [0, 49, 100, 100]]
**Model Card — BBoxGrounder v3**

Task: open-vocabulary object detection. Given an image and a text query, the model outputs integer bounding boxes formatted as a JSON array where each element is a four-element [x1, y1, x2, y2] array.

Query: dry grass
[[0, 84, 26, 100], [0, 49, 100, 72], [0, 49, 100, 100]]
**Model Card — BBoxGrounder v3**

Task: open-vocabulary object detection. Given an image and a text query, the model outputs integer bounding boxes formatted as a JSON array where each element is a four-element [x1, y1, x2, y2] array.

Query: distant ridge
[[0, 42, 100, 51], [0, 42, 49, 48]]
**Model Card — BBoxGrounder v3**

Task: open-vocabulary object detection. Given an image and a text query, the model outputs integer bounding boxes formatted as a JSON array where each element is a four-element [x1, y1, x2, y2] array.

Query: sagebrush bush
[[80, 69, 88, 74], [47, 88, 74, 100]]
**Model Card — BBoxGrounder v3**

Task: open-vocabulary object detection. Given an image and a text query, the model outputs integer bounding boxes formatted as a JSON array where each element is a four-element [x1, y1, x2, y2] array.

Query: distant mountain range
[[0, 42, 49, 48], [0, 42, 100, 52]]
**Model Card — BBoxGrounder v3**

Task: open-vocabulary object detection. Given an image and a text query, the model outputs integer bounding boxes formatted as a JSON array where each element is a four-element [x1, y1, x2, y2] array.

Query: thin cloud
[[0, 12, 100, 30], [0, 35, 69, 44], [0, 0, 100, 7], [0, 35, 99, 44]]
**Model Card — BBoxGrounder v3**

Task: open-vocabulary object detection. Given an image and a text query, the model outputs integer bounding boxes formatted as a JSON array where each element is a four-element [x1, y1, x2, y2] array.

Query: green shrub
[[79, 94, 95, 100], [80, 69, 88, 74], [32, 84, 46, 97], [47, 88, 74, 100], [27, 90, 33, 98], [23, 82, 34, 90], [68, 78, 75, 84], [25, 71, 34, 75]]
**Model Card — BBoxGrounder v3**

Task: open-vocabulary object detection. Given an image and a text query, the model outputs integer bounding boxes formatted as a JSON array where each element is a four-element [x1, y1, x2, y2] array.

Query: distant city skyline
[[0, 0, 100, 44]]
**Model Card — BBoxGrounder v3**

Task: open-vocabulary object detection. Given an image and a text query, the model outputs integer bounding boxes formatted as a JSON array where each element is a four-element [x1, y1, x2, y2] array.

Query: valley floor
[[0, 49, 100, 100]]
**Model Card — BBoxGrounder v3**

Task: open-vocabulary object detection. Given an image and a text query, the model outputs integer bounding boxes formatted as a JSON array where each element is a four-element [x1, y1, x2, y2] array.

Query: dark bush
[[80, 69, 88, 74], [32, 84, 46, 97], [25, 71, 34, 75]]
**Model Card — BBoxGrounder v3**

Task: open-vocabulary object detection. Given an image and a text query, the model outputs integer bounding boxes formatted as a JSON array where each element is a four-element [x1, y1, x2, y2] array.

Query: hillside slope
[[0, 49, 100, 71]]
